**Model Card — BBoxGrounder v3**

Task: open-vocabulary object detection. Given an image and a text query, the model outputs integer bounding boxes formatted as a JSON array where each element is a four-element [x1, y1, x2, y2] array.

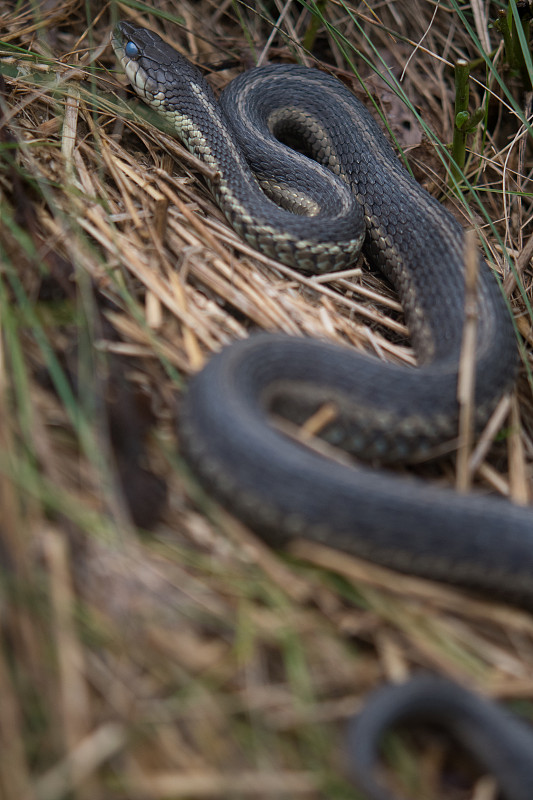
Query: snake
[[112, 21, 533, 798]]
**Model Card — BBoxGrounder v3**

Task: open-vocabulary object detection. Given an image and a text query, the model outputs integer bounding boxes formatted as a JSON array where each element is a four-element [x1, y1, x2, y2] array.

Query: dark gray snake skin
[[113, 22, 533, 799], [348, 674, 533, 800]]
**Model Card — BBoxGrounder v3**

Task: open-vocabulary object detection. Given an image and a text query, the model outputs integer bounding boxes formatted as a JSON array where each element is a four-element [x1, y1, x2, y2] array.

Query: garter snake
[[112, 20, 532, 602], [112, 22, 533, 799]]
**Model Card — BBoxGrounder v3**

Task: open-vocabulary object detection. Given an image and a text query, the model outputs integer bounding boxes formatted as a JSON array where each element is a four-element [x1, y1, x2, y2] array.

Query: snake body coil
[[113, 21, 532, 605], [113, 22, 533, 800]]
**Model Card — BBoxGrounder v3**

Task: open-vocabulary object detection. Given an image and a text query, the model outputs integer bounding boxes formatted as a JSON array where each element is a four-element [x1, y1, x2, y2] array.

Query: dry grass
[[0, 1, 532, 798]]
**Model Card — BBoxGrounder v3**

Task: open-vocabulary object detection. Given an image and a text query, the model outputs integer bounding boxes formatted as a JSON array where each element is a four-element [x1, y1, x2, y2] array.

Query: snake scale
[[113, 21, 533, 799]]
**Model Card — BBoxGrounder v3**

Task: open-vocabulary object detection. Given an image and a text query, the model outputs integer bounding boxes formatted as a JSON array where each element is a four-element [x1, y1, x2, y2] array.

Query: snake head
[[112, 21, 166, 105], [112, 21, 212, 111]]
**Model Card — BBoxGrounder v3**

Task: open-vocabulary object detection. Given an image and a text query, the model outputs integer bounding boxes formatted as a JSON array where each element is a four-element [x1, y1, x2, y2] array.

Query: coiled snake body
[[112, 20, 532, 604], [113, 22, 533, 798]]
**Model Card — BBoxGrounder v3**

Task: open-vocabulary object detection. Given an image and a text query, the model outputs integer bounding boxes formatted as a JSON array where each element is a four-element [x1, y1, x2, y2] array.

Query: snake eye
[[124, 40, 139, 58]]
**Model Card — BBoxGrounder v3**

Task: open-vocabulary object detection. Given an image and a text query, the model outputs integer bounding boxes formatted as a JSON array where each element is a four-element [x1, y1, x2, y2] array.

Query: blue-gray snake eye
[[125, 40, 139, 58]]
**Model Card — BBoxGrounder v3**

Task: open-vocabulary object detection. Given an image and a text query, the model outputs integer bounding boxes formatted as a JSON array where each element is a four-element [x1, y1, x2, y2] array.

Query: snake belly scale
[[112, 22, 533, 606]]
